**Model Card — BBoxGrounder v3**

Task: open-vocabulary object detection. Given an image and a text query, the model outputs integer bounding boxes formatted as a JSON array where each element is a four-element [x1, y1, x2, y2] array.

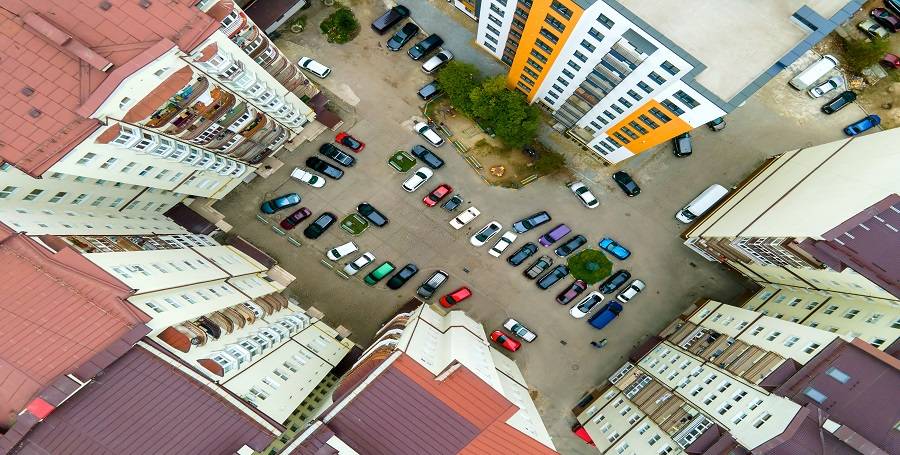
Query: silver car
[[503, 318, 537, 342], [808, 76, 843, 98], [567, 181, 598, 208], [343, 252, 375, 276]]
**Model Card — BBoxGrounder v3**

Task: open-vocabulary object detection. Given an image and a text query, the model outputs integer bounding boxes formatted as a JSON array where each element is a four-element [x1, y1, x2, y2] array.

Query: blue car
[[599, 237, 631, 260], [843, 115, 880, 136], [260, 193, 301, 214], [588, 301, 623, 329]]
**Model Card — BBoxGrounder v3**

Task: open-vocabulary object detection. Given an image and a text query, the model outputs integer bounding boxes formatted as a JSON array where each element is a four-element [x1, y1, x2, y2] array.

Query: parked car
[[326, 241, 358, 261], [439, 287, 472, 308], [408, 33, 443, 60], [305, 156, 344, 179], [588, 301, 624, 329], [617, 279, 646, 303], [821, 90, 857, 114], [870, 7, 900, 32], [490, 330, 521, 352], [416, 270, 449, 299], [261, 193, 300, 214], [417, 81, 442, 101], [882, 53, 900, 68], [707, 117, 726, 131], [538, 224, 571, 247], [290, 168, 325, 188], [319, 143, 355, 167], [422, 50, 453, 73], [471, 221, 503, 247], [808, 76, 843, 98], [556, 279, 588, 305], [612, 171, 640, 196], [441, 194, 463, 211], [570, 291, 604, 318], [386, 22, 419, 51], [672, 132, 692, 157], [555, 235, 587, 257], [858, 19, 890, 38], [598, 237, 631, 260], [844, 115, 881, 136], [402, 167, 434, 192], [449, 206, 481, 229], [343, 252, 375, 276], [335, 132, 365, 152], [279, 207, 312, 229], [536, 265, 569, 290], [297, 57, 331, 78], [357, 202, 389, 227], [489, 231, 518, 257], [386, 263, 419, 290], [523, 255, 553, 279], [423, 184, 452, 207], [599, 270, 632, 295], [790, 54, 838, 90], [371, 5, 410, 34], [413, 121, 444, 147], [507, 242, 538, 266], [568, 181, 599, 208], [512, 211, 552, 233], [303, 212, 337, 239], [503, 318, 537, 342], [364, 261, 395, 285], [887, 0, 900, 16], [410, 144, 445, 169]]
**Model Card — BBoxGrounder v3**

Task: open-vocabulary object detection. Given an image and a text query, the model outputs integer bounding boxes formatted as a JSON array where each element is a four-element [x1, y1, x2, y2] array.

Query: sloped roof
[[0, 224, 147, 428], [11, 346, 274, 454]]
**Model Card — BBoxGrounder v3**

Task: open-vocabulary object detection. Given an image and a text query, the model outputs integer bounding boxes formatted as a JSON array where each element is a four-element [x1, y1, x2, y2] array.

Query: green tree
[[843, 37, 890, 74], [567, 249, 613, 284], [436, 61, 481, 114], [468, 76, 540, 148], [532, 149, 566, 175], [319, 7, 359, 44]]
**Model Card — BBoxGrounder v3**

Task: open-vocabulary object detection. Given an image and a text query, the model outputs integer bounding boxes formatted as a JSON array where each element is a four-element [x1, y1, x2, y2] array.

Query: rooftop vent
[[21, 87, 34, 96], [29, 108, 42, 118], [139, 0, 151, 8], [99, 1, 111, 10]]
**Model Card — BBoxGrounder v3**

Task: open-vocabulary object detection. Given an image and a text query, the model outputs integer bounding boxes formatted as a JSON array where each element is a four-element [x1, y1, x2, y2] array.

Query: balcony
[[145, 77, 210, 129], [239, 112, 267, 138], [568, 126, 595, 145], [179, 88, 237, 142]]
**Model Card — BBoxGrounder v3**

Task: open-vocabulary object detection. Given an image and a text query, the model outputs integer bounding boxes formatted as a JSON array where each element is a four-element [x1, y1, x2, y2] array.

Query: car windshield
[[578, 296, 601, 311], [477, 225, 499, 240], [344, 137, 360, 148]]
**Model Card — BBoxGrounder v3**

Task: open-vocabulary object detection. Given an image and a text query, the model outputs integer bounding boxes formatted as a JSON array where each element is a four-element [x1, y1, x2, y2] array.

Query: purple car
[[539, 224, 571, 247]]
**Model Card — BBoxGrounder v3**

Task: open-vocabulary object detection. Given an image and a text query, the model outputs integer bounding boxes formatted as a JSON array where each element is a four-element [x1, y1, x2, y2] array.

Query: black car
[[536, 265, 569, 290], [408, 34, 443, 60], [410, 144, 444, 169], [319, 143, 355, 167], [303, 212, 337, 239], [386, 263, 419, 289], [306, 156, 344, 179], [554, 235, 587, 257], [524, 255, 553, 279], [870, 8, 900, 32], [599, 270, 632, 294], [418, 81, 442, 101], [441, 194, 463, 211], [507, 242, 538, 266], [371, 5, 410, 34], [416, 270, 449, 299], [357, 202, 388, 227], [386, 22, 419, 51], [612, 171, 640, 197], [886, 0, 900, 16], [672, 133, 692, 157], [821, 91, 857, 115], [512, 211, 552, 233]]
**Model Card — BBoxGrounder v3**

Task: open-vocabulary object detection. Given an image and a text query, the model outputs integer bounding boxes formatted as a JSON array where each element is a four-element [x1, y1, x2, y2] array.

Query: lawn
[[340, 213, 368, 236], [388, 151, 417, 173], [567, 249, 613, 284]]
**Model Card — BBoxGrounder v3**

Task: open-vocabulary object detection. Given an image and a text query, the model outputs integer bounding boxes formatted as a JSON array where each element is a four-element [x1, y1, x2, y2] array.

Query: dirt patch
[[468, 139, 536, 188]]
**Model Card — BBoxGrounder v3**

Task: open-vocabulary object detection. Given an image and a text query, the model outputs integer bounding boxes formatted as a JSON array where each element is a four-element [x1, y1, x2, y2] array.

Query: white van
[[676, 184, 728, 223], [789, 55, 838, 90]]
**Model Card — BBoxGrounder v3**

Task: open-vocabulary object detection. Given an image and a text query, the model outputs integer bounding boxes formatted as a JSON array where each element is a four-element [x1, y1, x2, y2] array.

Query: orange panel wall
[[608, 100, 692, 154]]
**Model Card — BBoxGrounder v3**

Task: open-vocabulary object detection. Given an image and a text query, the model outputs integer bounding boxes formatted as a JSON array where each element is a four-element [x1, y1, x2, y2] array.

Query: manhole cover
[[571, 364, 580, 371]]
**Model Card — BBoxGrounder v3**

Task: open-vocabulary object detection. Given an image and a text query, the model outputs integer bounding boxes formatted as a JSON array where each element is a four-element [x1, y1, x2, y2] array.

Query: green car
[[364, 261, 395, 286]]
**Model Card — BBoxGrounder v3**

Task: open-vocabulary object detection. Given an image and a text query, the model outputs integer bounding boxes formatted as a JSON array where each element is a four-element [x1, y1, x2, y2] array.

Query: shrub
[[567, 249, 613, 285], [843, 37, 890, 74], [436, 61, 481, 115], [532, 149, 566, 175], [320, 7, 359, 44]]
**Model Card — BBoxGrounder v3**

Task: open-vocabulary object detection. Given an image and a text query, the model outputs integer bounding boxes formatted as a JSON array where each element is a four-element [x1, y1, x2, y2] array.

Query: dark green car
[[364, 261, 395, 285]]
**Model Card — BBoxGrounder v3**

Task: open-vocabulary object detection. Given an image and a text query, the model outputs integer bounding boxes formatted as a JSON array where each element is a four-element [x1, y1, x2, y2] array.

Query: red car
[[335, 132, 365, 152], [423, 183, 452, 207], [280, 207, 312, 229], [490, 330, 521, 352], [881, 53, 900, 69], [439, 287, 472, 308]]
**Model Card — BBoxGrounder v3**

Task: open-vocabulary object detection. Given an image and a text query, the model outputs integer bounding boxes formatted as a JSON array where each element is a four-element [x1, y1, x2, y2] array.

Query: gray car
[[416, 270, 449, 299]]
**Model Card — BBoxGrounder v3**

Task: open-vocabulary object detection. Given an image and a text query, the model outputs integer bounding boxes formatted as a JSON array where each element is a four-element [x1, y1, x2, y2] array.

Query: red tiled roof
[[0, 224, 147, 429], [0, 0, 218, 177]]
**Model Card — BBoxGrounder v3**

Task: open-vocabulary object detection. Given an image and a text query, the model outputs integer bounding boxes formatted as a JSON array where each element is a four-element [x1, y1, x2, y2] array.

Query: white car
[[298, 57, 331, 78], [449, 206, 481, 229], [617, 279, 646, 303], [568, 181, 598, 208], [326, 241, 358, 261], [808, 76, 843, 98], [290, 168, 325, 188], [414, 121, 444, 147], [488, 231, 517, 257], [402, 167, 434, 192], [569, 292, 603, 318], [503, 318, 537, 342], [343, 252, 375, 276], [470, 221, 503, 247], [422, 50, 453, 74]]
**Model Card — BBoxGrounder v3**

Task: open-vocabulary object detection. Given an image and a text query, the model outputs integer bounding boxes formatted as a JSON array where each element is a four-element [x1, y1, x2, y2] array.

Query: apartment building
[[287, 302, 558, 453], [469, 0, 862, 163], [571, 298, 900, 454]]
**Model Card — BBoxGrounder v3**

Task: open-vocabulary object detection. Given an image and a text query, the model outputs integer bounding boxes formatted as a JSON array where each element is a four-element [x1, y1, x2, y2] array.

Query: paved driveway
[[215, 4, 865, 453]]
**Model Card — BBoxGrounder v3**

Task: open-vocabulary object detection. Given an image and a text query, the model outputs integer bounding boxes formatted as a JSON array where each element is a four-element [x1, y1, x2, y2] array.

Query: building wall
[[733, 261, 897, 301], [475, 0, 517, 59]]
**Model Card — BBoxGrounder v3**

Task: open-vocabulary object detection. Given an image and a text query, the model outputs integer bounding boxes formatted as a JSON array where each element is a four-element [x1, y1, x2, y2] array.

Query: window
[[614, 442, 629, 454], [561, 69, 575, 79], [534, 38, 553, 54], [607, 431, 619, 443], [647, 434, 660, 445], [753, 413, 772, 429], [22, 189, 44, 201], [611, 104, 624, 114], [273, 368, 290, 380], [550, 1, 572, 20], [648, 71, 666, 84], [108, 197, 124, 208], [804, 342, 821, 354], [638, 81, 653, 94], [618, 97, 632, 108], [545, 14, 565, 32], [673, 90, 699, 108], [530, 49, 547, 63], [766, 330, 782, 341], [649, 107, 671, 123], [788, 298, 801, 307], [76, 152, 97, 165], [732, 412, 747, 425], [823, 304, 839, 314], [892, 317, 900, 329], [580, 39, 596, 52], [629, 120, 648, 135], [825, 367, 850, 384], [138, 166, 155, 176], [717, 381, 731, 393], [573, 50, 588, 62], [47, 191, 67, 203], [658, 446, 673, 455], [717, 403, 732, 415], [703, 374, 717, 385], [803, 387, 827, 404], [843, 309, 859, 319], [702, 393, 716, 405], [621, 126, 638, 140], [523, 66, 539, 78], [527, 59, 543, 72], [597, 13, 614, 28], [661, 60, 680, 75], [638, 423, 651, 435], [249, 387, 269, 400], [871, 338, 886, 348], [121, 161, 137, 173], [539, 28, 559, 44], [567, 60, 581, 71], [628, 89, 642, 101], [661, 99, 685, 116], [784, 336, 800, 347], [588, 27, 604, 41]]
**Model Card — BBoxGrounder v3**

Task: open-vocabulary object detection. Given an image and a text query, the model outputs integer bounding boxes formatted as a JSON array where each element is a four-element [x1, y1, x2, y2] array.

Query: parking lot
[[213, 2, 874, 452]]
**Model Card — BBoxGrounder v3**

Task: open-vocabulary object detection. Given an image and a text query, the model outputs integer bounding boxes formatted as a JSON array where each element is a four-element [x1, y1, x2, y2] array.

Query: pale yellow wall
[[735, 261, 897, 301]]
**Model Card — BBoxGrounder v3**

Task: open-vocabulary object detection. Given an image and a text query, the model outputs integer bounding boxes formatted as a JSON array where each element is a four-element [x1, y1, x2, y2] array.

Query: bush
[[532, 149, 566, 175], [436, 61, 482, 114], [843, 37, 890, 74], [567, 249, 612, 285], [320, 7, 359, 44]]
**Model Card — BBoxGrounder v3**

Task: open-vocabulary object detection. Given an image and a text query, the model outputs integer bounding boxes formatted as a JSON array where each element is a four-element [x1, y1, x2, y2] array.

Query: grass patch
[[388, 151, 417, 172], [567, 249, 613, 285], [340, 213, 368, 236], [320, 6, 359, 44]]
